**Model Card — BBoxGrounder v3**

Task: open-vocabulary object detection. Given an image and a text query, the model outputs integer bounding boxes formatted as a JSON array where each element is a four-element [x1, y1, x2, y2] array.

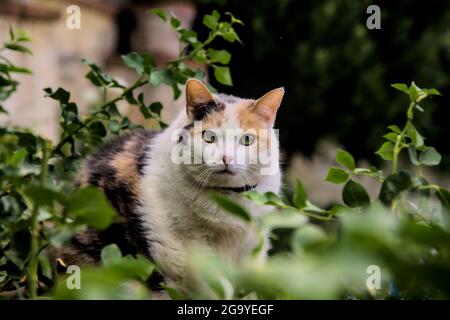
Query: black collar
[[215, 184, 257, 193]]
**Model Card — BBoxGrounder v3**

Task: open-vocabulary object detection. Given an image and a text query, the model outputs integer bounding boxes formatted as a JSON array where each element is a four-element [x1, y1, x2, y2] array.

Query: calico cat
[[56, 79, 284, 291]]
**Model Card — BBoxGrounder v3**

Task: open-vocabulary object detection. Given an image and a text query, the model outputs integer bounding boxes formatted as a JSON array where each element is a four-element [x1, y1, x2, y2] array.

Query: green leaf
[[25, 186, 66, 208], [108, 120, 120, 134], [436, 188, 450, 211], [225, 12, 244, 25], [213, 66, 232, 86], [261, 209, 308, 230], [379, 171, 413, 205], [292, 178, 307, 209], [179, 29, 198, 44], [66, 187, 117, 229], [161, 285, 185, 300], [101, 244, 122, 267], [375, 142, 394, 161], [409, 81, 422, 101], [391, 83, 409, 95], [388, 125, 402, 134], [408, 146, 420, 166], [149, 102, 163, 116], [405, 122, 424, 148], [383, 132, 398, 143], [147, 8, 167, 21], [192, 49, 208, 64], [5, 43, 32, 54], [292, 225, 327, 254], [325, 167, 349, 184], [419, 147, 441, 166], [0, 104, 8, 114], [211, 192, 251, 222], [149, 69, 166, 87], [89, 121, 107, 138], [342, 180, 370, 207], [6, 149, 27, 166], [45, 87, 70, 104], [122, 52, 145, 75], [336, 149, 355, 170], [203, 10, 220, 30], [422, 88, 442, 96], [171, 17, 181, 29], [207, 49, 231, 65]]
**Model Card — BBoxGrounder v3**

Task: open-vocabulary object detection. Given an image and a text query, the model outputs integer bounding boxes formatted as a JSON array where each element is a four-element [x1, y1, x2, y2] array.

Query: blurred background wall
[[1, 0, 450, 205]]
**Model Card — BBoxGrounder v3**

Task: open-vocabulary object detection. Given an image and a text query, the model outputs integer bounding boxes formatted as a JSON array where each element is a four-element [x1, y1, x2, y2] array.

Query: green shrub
[[1, 9, 450, 300]]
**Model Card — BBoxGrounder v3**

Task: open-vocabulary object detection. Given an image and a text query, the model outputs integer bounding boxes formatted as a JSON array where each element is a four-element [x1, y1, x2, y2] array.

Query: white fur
[[138, 96, 281, 289]]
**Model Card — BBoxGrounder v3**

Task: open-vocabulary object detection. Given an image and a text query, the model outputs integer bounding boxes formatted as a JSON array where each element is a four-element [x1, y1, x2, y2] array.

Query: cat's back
[[78, 128, 155, 191], [56, 129, 157, 265]]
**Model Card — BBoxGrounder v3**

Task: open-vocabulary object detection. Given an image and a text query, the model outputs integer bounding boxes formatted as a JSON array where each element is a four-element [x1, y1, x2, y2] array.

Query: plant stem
[[28, 141, 49, 299], [52, 76, 148, 155]]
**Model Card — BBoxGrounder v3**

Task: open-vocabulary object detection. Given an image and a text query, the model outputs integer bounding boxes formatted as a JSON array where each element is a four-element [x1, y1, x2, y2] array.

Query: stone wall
[[0, 0, 197, 140]]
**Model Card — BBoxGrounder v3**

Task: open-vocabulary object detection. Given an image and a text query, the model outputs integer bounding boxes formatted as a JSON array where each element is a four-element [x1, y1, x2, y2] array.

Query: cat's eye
[[203, 130, 217, 143], [239, 134, 256, 146]]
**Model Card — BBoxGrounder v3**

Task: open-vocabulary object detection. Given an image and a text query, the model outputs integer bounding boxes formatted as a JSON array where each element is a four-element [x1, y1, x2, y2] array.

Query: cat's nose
[[222, 155, 233, 165]]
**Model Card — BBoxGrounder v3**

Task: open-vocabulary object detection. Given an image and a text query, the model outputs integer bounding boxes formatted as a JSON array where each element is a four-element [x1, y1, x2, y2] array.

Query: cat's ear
[[251, 87, 285, 126], [185, 79, 214, 118]]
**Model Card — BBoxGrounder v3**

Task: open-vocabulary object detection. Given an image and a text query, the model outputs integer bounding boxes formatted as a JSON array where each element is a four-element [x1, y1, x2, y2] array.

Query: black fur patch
[[70, 129, 156, 261], [191, 101, 225, 121]]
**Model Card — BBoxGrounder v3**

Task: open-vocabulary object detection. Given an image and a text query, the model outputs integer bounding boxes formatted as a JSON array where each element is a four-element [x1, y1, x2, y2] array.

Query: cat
[[55, 79, 284, 292]]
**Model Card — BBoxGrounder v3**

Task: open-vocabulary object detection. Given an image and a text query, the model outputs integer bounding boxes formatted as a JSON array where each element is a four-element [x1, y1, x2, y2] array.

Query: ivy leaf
[[379, 171, 413, 205], [213, 66, 232, 86], [342, 180, 370, 208], [292, 178, 307, 209], [211, 192, 251, 222], [325, 167, 349, 184], [419, 147, 441, 166], [336, 149, 355, 170]]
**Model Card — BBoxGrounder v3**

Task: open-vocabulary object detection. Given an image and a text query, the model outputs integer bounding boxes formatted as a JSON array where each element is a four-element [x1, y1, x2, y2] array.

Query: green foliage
[[2, 10, 450, 301], [0, 9, 242, 299], [199, 82, 450, 299]]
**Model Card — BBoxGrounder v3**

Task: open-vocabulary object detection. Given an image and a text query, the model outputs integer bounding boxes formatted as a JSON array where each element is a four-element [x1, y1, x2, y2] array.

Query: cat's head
[[171, 79, 284, 191]]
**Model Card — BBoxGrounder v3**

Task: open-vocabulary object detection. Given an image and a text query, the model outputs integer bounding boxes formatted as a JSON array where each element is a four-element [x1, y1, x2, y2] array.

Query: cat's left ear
[[251, 87, 285, 126], [185, 79, 214, 119]]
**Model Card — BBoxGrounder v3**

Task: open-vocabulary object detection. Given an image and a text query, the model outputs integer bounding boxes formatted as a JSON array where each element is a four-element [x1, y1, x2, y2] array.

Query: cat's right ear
[[185, 79, 214, 118]]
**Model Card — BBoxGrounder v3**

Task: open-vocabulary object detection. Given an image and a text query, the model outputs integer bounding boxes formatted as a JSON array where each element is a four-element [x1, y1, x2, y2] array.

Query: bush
[[1, 9, 450, 300]]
